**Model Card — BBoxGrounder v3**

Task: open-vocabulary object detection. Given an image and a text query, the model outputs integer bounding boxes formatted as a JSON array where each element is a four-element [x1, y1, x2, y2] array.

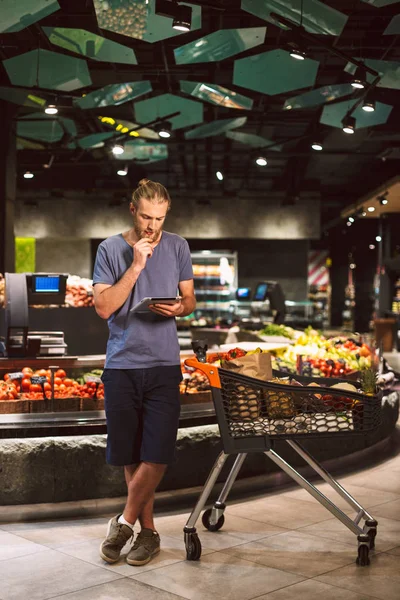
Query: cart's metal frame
[[183, 351, 379, 566]]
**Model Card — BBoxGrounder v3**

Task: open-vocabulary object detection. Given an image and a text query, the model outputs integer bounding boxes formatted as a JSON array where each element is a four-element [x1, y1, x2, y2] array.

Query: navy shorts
[[101, 366, 182, 466]]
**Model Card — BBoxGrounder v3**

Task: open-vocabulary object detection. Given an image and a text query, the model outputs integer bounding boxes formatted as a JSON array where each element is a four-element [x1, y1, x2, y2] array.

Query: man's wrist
[[129, 264, 143, 279]]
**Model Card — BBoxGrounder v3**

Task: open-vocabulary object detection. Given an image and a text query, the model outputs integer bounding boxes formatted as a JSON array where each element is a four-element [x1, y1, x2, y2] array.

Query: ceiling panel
[[185, 117, 247, 139], [180, 81, 253, 109], [320, 99, 393, 129], [74, 81, 152, 109], [284, 84, 355, 110], [134, 93, 203, 130], [0, 0, 60, 33]]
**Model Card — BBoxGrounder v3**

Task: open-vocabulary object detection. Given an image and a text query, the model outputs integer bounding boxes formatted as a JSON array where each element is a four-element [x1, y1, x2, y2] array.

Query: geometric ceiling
[[0, 0, 60, 33], [2, 0, 400, 228], [42, 27, 138, 64], [93, 0, 202, 43], [241, 0, 348, 36]]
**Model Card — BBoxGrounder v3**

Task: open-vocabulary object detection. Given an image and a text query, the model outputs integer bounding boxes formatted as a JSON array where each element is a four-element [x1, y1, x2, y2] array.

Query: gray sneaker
[[126, 528, 160, 566], [99, 515, 133, 564]]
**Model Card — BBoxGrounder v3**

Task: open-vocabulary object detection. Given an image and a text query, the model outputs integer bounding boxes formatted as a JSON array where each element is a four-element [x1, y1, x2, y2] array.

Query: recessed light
[[369, 244, 375, 249], [255, 156, 267, 166], [216, 171, 223, 181], [311, 142, 323, 151], [23, 171, 34, 179], [367, 206, 375, 212], [45, 104, 58, 115], [112, 144, 124, 155], [376, 235, 382, 242]]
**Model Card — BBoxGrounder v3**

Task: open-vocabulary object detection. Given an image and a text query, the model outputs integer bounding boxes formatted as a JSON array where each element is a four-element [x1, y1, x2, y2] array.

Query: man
[[93, 178, 196, 566]]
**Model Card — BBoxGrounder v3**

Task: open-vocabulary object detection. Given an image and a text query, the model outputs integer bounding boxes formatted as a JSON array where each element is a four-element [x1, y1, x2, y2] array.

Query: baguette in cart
[[183, 341, 382, 567]]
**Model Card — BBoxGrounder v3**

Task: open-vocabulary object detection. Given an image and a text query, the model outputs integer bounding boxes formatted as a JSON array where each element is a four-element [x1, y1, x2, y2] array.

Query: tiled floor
[[2, 445, 400, 599]]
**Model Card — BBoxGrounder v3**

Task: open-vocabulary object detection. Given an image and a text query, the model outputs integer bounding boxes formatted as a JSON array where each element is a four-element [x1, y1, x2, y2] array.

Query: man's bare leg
[[124, 464, 157, 530], [122, 462, 166, 529]]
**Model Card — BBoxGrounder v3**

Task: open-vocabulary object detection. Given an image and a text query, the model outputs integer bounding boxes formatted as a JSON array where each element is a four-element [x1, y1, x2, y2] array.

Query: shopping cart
[[183, 342, 382, 567]]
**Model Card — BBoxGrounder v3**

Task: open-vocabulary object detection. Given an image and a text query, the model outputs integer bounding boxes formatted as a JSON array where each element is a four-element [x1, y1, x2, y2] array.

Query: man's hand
[[132, 238, 154, 272], [149, 300, 183, 318]]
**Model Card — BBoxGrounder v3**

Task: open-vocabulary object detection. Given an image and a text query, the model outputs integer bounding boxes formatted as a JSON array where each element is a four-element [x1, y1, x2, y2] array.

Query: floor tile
[[0, 530, 48, 561], [48, 576, 187, 599], [368, 498, 400, 521], [132, 550, 304, 600], [299, 515, 400, 552], [0, 548, 122, 600], [281, 482, 400, 512], [316, 552, 400, 600], [155, 511, 288, 551], [386, 545, 400, 556], [222, 529, 356, 577], [227, 495, 337, 529], [255, 578, 379, 600], [0, 517, 109, 549], [339, 469, 400, 495], [57, 533, 213, 576]]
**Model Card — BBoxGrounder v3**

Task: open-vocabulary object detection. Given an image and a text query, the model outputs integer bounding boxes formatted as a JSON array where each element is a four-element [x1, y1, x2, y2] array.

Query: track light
[[376, 235, 382, 242], [289, 47, 306, 60], [362, 100, 375, 113], [156, 121, 171, 139], [367, 206, 375, 212], [117, 166, 128, 176], [23, 171, 34, 179], [255, 156, 267, 166], [311, 141, 323, 151], [346, 221, 352, 227], [351, 66, 367, 89], [216, 171, 223, 181], [369, 244, 375, 250], [112, 144, 124, 155], [45, 104, 58, 115], [348, 216, 355, 223], [342, 116, 356, 134], [172, 4, 192, 32]]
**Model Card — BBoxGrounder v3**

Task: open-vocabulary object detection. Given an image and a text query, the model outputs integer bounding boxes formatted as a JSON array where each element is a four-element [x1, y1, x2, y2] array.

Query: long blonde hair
[[131, 179, 171, 211]]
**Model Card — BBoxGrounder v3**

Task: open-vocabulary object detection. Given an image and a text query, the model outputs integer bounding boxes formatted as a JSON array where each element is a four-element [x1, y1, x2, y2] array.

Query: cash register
[[4, 272, 69, 357]]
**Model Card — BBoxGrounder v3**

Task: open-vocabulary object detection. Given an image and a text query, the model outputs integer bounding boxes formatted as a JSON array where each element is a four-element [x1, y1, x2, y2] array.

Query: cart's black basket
[[217, 368, 381, 442]]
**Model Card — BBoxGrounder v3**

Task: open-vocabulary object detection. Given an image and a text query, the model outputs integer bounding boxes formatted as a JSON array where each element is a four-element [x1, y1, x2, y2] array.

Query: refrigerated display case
[[191, 251, 238, 320]]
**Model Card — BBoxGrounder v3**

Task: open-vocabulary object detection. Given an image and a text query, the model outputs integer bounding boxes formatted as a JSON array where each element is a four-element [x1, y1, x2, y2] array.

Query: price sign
[[8, 372, 24, 380], [31, 376, 47, 385], [85, 375, 102, 384]]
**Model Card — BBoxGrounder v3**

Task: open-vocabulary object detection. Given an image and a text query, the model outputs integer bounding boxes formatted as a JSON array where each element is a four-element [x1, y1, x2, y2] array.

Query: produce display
[[0, 273, 4, 308], [0, 366, 104, 412], [65, 276, 94, 307], [259, 324, 296, 340], [272, 328, 373, 376]]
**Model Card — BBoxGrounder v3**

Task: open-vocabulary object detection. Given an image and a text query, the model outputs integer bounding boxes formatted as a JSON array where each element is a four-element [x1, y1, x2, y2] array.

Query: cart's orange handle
[[184, 357, 221, 389]]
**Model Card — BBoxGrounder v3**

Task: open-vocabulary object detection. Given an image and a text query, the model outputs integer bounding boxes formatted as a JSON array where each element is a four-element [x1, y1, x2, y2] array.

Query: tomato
[[22, 367, 33, 376], [30, 384, 42, 393], [54, 377, 62, 386], [35, 369, 47, 377], [56, 369, 66, 379], [4, 373, 10, 381], [63, 378, 74, 387], [59, 383, 66, 391], [21, 378, 31, 392], [43, 382, 51, 392]]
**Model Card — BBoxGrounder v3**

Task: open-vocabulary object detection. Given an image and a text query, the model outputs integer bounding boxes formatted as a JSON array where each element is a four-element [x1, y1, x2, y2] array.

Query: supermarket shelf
[[195, 290, 232, 296]]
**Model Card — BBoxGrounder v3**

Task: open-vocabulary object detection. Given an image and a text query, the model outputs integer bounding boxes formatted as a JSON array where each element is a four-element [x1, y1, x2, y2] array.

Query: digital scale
[[4, 272, 69, 357]]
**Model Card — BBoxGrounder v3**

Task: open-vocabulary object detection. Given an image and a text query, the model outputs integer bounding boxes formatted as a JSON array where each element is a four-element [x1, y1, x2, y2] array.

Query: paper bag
[[221, 352, 272, 381]]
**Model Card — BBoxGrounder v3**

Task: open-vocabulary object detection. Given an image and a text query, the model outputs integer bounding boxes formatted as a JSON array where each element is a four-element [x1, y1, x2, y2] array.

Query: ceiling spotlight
[[216, 171, 223, 181], [367, 206, 375, 212], [289, 47, 306, 61], [255, 156, 267, 166], [346, 221, 352, 227], [45, 104, 58, 115], [376, 235, 382, 242], [156, 121, 171, 139], [342, 115, 356, 134], [378, 194, 388, 205], [348, 216, 355, 223], [117, 166, 128, 176], [351, 66, 367, 89], [23, 171, 34, 179], [112, 144, 124, 155], [311, 141, 323, 151], [172, 3, 192, 31], [369, 244, 375, 250], [362, 100, 375, 113], [350, 263, 356, 269], [362, 211, 367, 217]]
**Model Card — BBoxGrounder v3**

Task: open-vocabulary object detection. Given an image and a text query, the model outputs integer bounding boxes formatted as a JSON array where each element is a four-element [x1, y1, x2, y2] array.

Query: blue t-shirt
[[93, 231, 193, 369]]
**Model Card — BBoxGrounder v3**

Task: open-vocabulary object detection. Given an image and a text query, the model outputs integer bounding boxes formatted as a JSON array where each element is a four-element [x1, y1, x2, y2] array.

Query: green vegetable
[[260, 324, 295, 339]]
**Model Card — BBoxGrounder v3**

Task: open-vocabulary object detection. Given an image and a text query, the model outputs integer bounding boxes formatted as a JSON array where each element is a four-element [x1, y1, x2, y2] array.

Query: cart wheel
[[367, 527, 377, 550], [202, 508, 225, 532], [185, 533, 202, 561], [356, 545, 370, 566]]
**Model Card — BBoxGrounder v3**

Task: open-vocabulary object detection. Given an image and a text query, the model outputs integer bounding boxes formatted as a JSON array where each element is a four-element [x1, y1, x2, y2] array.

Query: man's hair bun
[[138, 178, 150, 186]]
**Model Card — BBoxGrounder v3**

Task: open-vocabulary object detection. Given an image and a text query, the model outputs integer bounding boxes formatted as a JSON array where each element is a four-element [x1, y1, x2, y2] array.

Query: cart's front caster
[[184, 530, 202, 561], [356, 535, 370, 566], [202, 508, 225, 532], [363, 519, 378, 550]]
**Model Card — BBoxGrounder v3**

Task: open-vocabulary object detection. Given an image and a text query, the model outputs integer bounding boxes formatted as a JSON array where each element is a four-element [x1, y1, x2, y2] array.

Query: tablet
[[130, 296, 181, 314]]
